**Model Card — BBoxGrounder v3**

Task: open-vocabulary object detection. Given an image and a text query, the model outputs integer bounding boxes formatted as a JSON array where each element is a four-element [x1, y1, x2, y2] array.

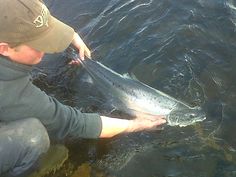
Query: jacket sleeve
[[0, 76, 102, 140]]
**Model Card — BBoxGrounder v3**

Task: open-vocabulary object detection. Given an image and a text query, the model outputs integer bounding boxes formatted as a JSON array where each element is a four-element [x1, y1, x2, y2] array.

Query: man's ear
[[0, 43, 10, 56]]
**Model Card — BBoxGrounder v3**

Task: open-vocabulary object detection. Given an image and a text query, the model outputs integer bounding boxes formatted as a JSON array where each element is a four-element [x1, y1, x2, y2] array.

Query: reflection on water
[[32, 0, 236, 176]]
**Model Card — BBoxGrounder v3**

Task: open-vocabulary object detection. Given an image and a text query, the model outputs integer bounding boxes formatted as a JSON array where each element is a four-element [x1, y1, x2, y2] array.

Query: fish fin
[[122, 73, 132, 79], [80, 72, 94, 84], [123, 72, 140, 81]]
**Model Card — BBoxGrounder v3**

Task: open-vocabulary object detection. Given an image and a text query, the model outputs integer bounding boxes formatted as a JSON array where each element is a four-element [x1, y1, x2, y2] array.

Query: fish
[[71, 54, 206, 127]]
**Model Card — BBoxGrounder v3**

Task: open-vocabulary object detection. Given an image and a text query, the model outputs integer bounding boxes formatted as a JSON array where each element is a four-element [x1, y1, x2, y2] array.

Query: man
[[0, 0, 166, 176]]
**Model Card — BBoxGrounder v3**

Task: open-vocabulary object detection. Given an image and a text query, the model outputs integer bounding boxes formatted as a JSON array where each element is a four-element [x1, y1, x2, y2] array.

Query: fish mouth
[[166, 107, 206, 127], [167, 116, 206, 127]]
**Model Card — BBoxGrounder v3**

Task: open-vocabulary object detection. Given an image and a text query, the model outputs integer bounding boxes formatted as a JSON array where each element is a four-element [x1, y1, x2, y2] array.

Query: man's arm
[[99, 115, 166, 138]]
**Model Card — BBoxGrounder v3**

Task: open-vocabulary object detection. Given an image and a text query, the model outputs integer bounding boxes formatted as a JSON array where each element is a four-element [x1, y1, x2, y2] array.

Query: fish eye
[[189, 114, 195, 118]]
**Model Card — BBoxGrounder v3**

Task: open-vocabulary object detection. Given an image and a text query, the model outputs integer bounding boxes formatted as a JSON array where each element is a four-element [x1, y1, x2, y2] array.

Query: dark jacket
[[0, 55, 102, 140]]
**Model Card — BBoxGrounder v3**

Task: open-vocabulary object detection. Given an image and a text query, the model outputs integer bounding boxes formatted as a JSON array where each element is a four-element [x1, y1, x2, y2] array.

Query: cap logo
[[33, 4, 49, 28]]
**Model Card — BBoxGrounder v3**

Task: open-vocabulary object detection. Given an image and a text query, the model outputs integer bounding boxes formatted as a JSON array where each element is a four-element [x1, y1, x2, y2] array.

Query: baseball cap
[[0, 0, 75, 53]]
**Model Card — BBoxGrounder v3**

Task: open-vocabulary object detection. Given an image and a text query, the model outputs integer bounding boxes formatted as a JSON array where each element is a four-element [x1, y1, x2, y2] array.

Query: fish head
[[167, 106, 206, 127]]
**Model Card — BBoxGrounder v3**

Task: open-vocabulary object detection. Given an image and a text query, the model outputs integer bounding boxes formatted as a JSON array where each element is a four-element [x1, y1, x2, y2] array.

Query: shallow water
[[32, 0, 236, 176]]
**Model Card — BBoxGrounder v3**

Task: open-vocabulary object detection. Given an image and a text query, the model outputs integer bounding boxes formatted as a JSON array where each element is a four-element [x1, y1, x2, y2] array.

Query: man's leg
[[0, 118, 50, 176]]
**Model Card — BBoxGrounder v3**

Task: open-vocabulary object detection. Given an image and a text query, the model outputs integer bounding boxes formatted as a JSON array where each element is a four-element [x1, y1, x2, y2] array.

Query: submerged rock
[[28, 144, 69, 177]]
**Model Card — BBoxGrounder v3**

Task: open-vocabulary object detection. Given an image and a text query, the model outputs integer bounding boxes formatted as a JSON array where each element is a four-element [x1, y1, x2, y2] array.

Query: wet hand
[[71, 32, 91, 64], [127, 115, 166, 132]]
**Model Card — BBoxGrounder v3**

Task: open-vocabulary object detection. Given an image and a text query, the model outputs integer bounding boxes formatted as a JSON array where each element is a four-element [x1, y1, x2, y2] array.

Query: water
[[32, 0, 236, 176]]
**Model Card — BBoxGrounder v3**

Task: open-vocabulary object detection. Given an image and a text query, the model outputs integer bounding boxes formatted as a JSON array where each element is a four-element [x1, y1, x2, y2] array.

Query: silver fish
[[75, 56, 206, 127]]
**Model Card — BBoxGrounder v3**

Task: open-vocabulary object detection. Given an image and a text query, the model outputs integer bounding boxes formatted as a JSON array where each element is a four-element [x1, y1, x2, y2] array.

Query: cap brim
[[25, 16, 74, 53]]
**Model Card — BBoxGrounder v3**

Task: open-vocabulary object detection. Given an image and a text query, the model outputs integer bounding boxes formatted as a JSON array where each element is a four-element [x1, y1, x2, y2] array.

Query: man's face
[[7, 45, 45, 65]]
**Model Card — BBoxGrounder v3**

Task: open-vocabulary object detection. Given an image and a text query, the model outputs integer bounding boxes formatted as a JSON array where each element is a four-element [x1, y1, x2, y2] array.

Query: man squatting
[[0, 0, 166, 176]]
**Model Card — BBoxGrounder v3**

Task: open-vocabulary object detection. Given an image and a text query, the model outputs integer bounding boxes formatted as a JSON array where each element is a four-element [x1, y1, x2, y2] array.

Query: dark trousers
[[0, 118, 50, 176]]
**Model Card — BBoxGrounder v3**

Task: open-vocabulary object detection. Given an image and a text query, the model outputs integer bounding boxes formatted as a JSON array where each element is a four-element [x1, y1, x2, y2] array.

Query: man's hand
[[99, 115, 166, 138], [127, 116, 166, 133], [71, 32, 91, 61]]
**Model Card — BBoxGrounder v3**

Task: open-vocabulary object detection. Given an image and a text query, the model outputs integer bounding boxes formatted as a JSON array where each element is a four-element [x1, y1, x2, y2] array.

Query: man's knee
[[19, 118, 50, 153], [0, 118, 50, 176]]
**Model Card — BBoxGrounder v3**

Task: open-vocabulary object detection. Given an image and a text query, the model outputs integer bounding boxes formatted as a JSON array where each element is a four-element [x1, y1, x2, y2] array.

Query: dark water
[[32, 0, 236, 176]]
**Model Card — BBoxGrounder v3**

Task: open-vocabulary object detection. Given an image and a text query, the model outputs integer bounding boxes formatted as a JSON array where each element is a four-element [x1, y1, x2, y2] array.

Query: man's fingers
[[79, 48, 85, 60], [154, 118, 166, 125], [130, 117, 167, 132], [136, 114, 166, 121], [78, 46, 91, 60], [72, 32, 91, 60], [69, 60, 80, 65], [84, 47, 91, 59]]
